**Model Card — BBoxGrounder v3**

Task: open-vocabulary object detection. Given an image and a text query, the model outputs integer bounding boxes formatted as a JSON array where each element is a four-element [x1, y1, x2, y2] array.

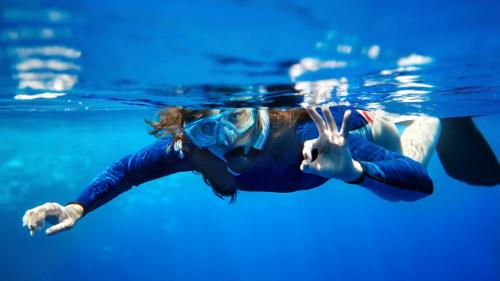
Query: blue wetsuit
[[73, 108, 433, 214]]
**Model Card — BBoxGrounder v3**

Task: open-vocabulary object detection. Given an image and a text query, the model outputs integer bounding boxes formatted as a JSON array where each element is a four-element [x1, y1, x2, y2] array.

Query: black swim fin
[[437, 117, 500, 186]]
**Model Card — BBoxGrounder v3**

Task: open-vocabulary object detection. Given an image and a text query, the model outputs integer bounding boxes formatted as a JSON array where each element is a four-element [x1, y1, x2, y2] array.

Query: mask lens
[[186, 120, 218, 147], [222, 109, 255, 133], [198, 121, 216, 135]]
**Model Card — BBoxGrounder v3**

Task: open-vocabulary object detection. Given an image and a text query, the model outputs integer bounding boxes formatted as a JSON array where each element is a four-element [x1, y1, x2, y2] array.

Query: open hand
[[22, 203, 83, 236], [300, 106, 363, 182]]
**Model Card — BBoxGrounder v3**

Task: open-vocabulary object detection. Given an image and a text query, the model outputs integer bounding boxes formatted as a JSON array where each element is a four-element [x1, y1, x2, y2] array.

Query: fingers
[[301, 139, 321, 174], [22, 208, 45, 236], [321, 106, 337, 132], [305, 107, 326, 134], [46, 219, 74, 236], [22, 202, 65, 236], [23, 215, 40, 236], [302, 139, 314, 162], [340, 110, 351, 137]]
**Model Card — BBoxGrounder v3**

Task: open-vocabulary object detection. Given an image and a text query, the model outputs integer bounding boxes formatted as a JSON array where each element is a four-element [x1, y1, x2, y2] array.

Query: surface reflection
[[289, 57, 347, 81], [0, 1, 497, 118], [2, 6, 81, 103], [11, 46, 81, 59], [3, 8, 71, 23]]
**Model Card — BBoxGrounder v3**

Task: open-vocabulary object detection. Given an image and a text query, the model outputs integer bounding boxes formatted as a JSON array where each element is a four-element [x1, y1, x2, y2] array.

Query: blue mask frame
[[184, 109, 257, 148]]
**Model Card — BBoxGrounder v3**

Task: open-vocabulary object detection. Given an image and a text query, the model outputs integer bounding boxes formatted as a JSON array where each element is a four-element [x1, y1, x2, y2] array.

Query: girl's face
[[185, 108, 259, 155]]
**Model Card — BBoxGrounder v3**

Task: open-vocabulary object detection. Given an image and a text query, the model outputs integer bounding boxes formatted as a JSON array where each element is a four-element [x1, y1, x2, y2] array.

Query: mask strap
[[253, 108, 270, 150]]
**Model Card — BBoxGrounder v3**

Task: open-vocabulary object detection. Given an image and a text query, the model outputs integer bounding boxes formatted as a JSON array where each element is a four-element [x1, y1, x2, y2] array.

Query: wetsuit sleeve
[[70, 136, 190, 215], [347, 135, 433, 201]]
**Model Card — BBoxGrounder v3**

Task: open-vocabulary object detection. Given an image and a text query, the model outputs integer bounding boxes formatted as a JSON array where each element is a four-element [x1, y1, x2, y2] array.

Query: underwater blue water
[[0, 0, 499, 280]]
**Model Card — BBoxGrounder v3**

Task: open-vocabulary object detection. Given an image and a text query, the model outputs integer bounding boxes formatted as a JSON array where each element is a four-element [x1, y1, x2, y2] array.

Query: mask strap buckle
[[173, 139, 184, 159]]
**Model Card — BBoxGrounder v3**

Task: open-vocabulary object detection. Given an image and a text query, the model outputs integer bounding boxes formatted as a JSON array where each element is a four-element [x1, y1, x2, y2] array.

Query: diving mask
[[184, 108, 257, 148]]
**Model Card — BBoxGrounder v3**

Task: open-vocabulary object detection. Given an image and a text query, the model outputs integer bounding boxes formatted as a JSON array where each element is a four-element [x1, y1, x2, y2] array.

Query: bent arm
[[348, 135, 433, 201], [297, 109, 434, 202], [72, 136, 190, 214]]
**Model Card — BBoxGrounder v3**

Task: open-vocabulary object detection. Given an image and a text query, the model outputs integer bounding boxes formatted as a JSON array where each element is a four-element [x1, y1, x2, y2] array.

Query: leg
[[369, 114, 440, 166], [400, 117, 441, 166], [370, 116, 403, 154]]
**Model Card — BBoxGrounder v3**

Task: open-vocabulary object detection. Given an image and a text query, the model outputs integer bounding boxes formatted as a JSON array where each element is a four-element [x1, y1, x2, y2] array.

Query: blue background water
[[0, 0, 499, 280]]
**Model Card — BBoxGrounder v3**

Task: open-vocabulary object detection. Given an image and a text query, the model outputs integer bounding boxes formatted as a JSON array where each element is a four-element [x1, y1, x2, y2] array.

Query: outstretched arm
[[23, 136, 189, 236], [74, 136, 189, 214], [300, 106, 433, 202]]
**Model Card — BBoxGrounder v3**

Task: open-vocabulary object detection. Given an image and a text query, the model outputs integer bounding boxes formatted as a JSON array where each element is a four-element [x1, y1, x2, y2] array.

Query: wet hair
[[146, 107, 308, 202], [146, 107, 213, 146]]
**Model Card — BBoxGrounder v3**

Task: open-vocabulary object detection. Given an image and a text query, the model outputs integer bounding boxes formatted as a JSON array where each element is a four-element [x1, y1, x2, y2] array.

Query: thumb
[[46, 219, 74, 236], [300, 160, 320, 174]]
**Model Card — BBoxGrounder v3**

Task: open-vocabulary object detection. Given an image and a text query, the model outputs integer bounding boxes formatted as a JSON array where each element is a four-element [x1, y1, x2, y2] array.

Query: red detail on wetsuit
[[357, 110, 374, 123]]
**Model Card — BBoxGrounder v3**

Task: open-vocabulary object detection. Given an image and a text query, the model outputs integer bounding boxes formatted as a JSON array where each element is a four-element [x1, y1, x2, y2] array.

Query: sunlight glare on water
[[0, 0, 499, 117]]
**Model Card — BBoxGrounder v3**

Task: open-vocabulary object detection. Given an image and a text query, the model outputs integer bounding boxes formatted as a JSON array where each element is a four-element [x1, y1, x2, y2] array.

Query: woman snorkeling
[[23, 106, 436, 236]]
